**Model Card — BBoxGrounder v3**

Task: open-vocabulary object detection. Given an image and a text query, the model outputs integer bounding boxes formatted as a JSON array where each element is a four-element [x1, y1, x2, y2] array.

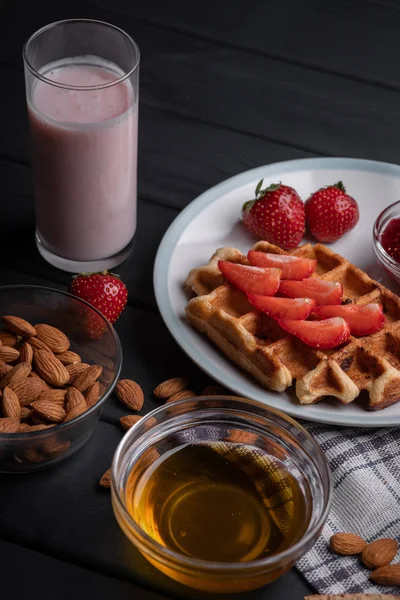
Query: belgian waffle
[[184, 242, 400, 410]]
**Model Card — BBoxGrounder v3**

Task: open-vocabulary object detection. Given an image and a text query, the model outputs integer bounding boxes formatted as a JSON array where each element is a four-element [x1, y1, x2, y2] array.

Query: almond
[[116, 379, 144, 410], [0, 361, 12, 379], [29, 424, 52, 432], [19, 342, 34, 365], [0, 330, 19, 347], [2, 315, 36, 337], [66, 363, 90, 385], [370, 564, 400, 585], [29, 371, 51, 390], [0, 417, 20, 433], [73, 364, 102, 393], [35, 324, 70, 353], [18, 423, 32, 432], [38, 389, 67, 405], [1, 387, 21, 420], [85, 381, 101, 408], [41, 439, 70, 458], [330, 533, 367, 555], [20, 406, 31, 420], [0, 362, 31, 389], [34, 350, 69, 386], [154, 377, 189, 399], [65, 387, 86, 411], [362, 538, 398, 569], [31, 401, 66, 423], [64, 402, 87, 422], [166, 389, 197, 403], [28, 336, 53, 353], [99, 468, 112, 488], [30, 410, 49, 425], [9, 377, 46, 405], [23, 448, 45, 463], [0, 346, 20, 363], [120, 414, 142, 431], [56, 351, 81, 365]]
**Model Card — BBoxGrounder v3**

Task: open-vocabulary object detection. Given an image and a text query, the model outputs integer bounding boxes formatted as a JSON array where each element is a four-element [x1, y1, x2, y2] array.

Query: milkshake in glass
[[23, 20, 140, 272]]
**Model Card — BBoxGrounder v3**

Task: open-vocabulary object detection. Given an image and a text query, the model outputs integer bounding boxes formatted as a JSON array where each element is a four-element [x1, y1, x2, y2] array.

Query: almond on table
[[116, 379, 144, 410], [120, 414, 142, 431], [329, 532, 366, 555], [154, 377, 189, 400]]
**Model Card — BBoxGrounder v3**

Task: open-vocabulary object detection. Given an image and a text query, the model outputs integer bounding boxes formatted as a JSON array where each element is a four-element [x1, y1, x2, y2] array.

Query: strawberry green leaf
[[242, 199, 256, 213], [255, 179, 264, 196], [333, 181, 346, 192]]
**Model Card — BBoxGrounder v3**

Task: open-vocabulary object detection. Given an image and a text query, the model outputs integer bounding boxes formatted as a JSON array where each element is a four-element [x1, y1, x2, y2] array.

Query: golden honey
[[126, 441, 311, 566]]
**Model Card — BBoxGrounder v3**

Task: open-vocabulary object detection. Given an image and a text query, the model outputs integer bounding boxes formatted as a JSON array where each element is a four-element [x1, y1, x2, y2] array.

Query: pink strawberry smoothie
[[28, 57, 138, 261]]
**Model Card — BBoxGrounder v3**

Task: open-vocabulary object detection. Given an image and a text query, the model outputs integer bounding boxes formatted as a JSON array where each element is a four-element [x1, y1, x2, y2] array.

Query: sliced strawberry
[[218, 261, 281, 295], [247, 251, 316, 280], [279, 279, 343, 305], [277, 317, 350, 349], [313, 303, 385, 336], [247, 294, 315, 320]]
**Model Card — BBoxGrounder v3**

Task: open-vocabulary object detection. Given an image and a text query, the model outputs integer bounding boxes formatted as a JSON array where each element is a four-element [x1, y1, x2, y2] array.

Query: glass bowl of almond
[[0, 285, 122, 473]]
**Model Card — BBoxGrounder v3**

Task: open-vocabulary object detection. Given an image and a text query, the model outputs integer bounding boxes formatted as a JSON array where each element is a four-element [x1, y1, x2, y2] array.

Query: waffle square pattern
[[185, 242, 400, 411]]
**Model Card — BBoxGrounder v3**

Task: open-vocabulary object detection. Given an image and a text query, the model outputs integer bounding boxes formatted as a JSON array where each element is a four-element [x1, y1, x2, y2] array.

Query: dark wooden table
[[0, 0, 398, 597]]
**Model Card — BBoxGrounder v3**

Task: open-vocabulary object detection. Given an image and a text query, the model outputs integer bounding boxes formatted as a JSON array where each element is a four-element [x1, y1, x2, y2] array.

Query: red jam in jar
[[381, 218, 400, 263]]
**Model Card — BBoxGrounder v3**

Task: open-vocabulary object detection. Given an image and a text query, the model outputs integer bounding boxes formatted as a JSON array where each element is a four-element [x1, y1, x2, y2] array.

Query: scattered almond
[[0, 330, 19, 347], [330, 533, 367, 555], [9, 377, 46, 405], [73, 364, 103, 393], [370, 564, 400, 585], [0, 362, 32, 389], [120, 414, 142, 431], [361, 538, 398, 569], [1, 386, 21, 421], [0, 346, 20, 363], [0, 417, 20, 433], [99, 468, 112, 489], [35, 324, 70, 353], [116, 379, 144, 410], [34, 350, 70, 387], [56, 350, 81, 365], [154, 377, 189, 400], [19, 342, 33, 365], [66, 362, 90, 385], [166, 389, 196, 403], [31, 401, 66, 423], [18, 423, 32, 432], [65, 387, 86, 411], [2, 315, 36, 337], [85, 381, 101, 408]]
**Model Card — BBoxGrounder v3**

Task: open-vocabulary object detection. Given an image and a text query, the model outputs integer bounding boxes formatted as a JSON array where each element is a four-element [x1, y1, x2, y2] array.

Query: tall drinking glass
[[23, 19, 140, 273]]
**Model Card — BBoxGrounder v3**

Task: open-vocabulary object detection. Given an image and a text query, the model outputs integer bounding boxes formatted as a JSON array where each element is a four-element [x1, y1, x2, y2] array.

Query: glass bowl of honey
[[373, 200, 400, 284], [111, 396, 331, 594]]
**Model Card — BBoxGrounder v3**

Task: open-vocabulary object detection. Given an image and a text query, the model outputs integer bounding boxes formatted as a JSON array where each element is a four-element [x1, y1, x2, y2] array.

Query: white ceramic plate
[[154, 158, 400, 427]]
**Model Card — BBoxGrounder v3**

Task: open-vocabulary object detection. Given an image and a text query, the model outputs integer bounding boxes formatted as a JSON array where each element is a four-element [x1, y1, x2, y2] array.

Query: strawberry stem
[[242, 180, 282, 213], [333, 181, 346, 192]]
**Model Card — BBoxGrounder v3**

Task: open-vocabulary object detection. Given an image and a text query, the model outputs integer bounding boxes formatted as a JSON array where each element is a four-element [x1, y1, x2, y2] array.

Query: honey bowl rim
[[0, 284, 123, 440], [111, 395, 332, 574]]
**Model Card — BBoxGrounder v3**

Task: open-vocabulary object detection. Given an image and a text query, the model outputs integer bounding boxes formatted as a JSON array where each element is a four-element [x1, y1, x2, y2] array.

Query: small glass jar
[[112, 396, 331, 594], [373, 200, 400, 284]]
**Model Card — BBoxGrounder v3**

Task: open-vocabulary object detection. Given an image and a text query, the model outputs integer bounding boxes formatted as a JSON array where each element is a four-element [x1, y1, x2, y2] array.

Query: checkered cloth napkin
[[296, 422, 400, 595]]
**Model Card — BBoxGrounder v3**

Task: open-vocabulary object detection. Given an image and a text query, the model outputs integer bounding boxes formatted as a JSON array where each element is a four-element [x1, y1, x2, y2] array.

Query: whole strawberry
[[305, 181, 359, 243], [69, 271, 128, 338], [241, 181, 305, 250]]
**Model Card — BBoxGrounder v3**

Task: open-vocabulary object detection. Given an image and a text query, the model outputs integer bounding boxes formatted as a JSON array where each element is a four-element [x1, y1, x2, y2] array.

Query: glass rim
[[373, 199, 400, 274], [0, 284, 123, 438], [22, 18, 140, 91], [111, 395, 332, 573]]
